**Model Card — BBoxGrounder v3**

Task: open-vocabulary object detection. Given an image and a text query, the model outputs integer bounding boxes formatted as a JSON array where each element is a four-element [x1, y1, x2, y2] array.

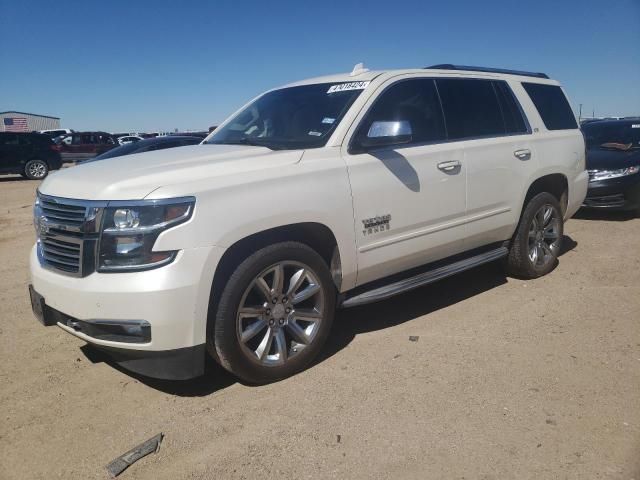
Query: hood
[[38, 144, 303, 200], [586, 147, 640, 171]]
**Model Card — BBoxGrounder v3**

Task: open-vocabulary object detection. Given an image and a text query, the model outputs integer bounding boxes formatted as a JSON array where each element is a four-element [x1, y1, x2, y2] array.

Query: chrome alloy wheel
[[236, 261, 325, 366], [528, 204, 561, 267], [28, 161, 47, 178]]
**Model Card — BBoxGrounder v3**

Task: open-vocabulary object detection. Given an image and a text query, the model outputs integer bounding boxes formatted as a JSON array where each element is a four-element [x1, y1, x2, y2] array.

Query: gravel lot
[[1, 175, 639, 479]]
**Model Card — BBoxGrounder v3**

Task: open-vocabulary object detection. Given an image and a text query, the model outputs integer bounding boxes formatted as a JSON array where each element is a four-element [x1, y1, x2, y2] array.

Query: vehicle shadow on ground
[[574, 208, 638, 222], [0, 176, 30, 183], [317, 234, 578, 367], [83, 235, 577, 396], [80, 345, 237, 397]]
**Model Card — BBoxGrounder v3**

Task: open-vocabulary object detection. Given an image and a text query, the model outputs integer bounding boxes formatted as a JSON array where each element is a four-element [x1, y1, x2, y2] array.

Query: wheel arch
[[522, 173, 569, 217], [207, 222, 341, 330]]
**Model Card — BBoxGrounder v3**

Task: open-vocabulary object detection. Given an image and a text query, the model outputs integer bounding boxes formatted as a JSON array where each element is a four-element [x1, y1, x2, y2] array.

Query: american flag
[[3, 117, 28, 132]]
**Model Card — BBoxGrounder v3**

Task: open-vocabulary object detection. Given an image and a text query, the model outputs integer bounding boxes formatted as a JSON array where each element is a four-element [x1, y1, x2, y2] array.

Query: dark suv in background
[[582, 119, 640, 213], [54, 131, 118, 163], [0, 132, 62, 179]]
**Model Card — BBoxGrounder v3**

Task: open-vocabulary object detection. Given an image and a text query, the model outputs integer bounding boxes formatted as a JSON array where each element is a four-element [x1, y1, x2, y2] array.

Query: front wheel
[[506, 192, 564, 279], [209, 242, 336, 384]]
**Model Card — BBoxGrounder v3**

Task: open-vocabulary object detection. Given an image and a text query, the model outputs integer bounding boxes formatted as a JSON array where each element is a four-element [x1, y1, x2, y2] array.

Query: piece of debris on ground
[[409, 336, 419, 342], [105, 433, 164, 478]]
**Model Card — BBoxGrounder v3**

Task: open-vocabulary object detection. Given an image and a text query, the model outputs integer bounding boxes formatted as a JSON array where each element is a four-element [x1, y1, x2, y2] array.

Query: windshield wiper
[[206, 138, 281, 150]]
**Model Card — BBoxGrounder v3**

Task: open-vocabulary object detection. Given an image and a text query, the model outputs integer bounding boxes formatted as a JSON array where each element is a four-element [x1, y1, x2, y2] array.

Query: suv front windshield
[[205, 82, 368, 150]]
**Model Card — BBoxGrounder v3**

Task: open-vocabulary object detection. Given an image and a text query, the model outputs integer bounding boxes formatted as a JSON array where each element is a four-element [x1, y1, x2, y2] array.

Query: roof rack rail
[[425, 64, 549, 79]]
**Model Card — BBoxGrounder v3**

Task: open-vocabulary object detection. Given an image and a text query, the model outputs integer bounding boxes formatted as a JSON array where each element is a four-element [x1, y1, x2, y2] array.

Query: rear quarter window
[[522, 83, 578, 131]]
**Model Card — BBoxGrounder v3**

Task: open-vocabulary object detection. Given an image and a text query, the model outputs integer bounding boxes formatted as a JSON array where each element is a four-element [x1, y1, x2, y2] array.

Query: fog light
[[113, 208, 140, 229]]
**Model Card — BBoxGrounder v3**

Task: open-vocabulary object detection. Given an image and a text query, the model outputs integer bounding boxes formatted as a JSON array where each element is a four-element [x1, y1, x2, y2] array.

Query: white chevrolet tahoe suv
[[29, 64, 588, 383]]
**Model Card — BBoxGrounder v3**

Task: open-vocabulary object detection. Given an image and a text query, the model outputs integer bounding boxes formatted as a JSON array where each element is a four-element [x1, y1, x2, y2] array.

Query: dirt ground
[[1, 175, 639, 480]]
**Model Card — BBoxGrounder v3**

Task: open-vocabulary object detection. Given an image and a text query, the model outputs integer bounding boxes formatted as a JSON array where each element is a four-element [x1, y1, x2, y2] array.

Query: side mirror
[[359, 120, 413, 149]]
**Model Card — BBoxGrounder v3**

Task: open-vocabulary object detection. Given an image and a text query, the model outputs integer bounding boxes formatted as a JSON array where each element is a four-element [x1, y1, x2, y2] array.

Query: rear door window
[[493, 81, 528, 134], [2, 134, 19, 145], [522, 83, 578, 130], [435, 78, 505, 140]]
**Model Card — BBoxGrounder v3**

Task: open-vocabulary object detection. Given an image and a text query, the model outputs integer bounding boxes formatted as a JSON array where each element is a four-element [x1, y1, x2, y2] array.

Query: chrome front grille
[[40, 236, 83, 274], [35, 194, 106, 277], [39, 196, 86, 228]]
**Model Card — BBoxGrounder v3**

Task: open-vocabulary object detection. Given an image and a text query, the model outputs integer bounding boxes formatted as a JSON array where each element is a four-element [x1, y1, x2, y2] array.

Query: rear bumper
[[583, 174, 640, 210]]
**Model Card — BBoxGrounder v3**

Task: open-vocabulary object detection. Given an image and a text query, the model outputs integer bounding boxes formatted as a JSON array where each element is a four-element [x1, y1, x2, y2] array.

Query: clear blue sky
[[1, 0, 638, 132]]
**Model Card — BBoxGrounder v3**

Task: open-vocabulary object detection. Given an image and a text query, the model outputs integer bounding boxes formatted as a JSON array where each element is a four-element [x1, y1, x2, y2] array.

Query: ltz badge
[[362, 214, 391, 236]]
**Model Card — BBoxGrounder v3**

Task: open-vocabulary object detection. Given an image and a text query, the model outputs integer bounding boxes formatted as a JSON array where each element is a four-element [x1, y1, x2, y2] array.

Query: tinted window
[[435, 78, 504, 140], [354, 78, 446, 147], [207, 82, 365, 150], [1, 134, 19, 145], [522, 83, 577, 130], [582, 122, 640, 150], [494, 81, 528, 134]]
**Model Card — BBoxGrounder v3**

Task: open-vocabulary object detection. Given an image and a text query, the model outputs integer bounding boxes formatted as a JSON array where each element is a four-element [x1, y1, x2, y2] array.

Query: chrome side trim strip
[[340, 246, 508, 308]]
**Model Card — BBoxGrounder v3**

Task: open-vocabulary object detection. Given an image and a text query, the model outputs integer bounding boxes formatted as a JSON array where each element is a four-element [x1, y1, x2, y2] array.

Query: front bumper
[[583, 173, 640, 210], [29, 244, 225, 379]]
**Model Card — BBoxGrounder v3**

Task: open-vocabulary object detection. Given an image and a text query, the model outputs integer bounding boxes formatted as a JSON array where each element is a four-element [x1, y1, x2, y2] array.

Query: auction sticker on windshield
[[327, 81, 370, 93]]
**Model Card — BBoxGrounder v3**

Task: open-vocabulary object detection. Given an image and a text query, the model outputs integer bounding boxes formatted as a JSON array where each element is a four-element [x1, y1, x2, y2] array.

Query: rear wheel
[[209, 242, 336, 384], [506, 192, 563, 279], [24, 159, 48, 180]]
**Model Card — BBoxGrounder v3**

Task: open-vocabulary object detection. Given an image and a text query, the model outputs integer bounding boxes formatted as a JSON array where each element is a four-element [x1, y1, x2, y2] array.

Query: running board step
[[340, 246, 508, 308]]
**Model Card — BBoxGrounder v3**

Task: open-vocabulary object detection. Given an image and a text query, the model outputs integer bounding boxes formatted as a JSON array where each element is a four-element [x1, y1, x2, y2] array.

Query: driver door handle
[[437, 160, 461, 172], [514, 149, 531, 161]]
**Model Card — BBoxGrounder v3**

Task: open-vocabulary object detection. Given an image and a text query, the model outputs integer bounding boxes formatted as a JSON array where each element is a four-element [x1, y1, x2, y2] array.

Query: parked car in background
[[29, 64, 587, 384], [39, 128, 73, 139], [0, 132, 62, 179], [54, 131, 117, 163], [581, 119, 640, 212], [118, 135, 144, 145], [85, 135, 203, 162]]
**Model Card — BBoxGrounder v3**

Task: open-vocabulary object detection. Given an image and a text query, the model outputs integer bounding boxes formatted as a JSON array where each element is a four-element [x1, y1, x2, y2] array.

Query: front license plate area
[[28, 285, 56, 326]]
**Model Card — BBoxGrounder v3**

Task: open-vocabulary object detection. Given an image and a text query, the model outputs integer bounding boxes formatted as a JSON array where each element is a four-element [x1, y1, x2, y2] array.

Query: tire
[[209, 242, 336, 384], [24, 159, 49, 180], [505, 192, 564, 279]]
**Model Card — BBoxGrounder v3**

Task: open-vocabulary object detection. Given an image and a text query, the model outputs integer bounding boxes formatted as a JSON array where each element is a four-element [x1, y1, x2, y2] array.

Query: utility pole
[[579, 104, 583, 122]]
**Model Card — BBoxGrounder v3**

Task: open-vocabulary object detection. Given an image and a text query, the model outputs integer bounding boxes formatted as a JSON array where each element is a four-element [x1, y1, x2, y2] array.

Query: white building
[[1, 111, 61, 132]]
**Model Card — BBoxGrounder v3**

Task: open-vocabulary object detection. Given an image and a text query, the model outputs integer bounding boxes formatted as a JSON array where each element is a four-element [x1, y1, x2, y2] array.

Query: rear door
[[96, 134, 116, 155], [0, 134, 22, 173], [436, 78, 536, 249], [62, 133, 79, 162]]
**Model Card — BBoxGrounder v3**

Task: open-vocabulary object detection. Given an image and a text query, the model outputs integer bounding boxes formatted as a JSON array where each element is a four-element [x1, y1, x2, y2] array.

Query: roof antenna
[[350, 62, 369, 76]]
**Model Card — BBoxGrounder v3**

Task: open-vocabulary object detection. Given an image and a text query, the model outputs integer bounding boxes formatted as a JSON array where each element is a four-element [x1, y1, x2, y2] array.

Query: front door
[[342, 77, 468, 286]]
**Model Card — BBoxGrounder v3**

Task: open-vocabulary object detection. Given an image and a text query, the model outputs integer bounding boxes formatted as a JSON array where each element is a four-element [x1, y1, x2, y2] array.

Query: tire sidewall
[[212, 242, 336, 384], [24, 159, 48, 180]]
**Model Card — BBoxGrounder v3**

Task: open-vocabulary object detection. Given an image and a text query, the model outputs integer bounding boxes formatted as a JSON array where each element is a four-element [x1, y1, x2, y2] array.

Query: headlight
[[588, 165, 640, 182], [98, 197, 195, 272]]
